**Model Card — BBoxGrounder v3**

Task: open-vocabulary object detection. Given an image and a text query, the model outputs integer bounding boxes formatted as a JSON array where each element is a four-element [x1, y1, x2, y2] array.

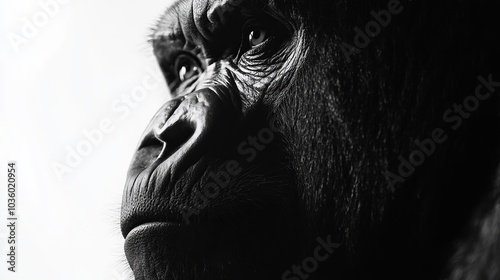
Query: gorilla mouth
[[121, 159, 226, 261], [121, 157, 209, 239], [124, 221, 222, 249]]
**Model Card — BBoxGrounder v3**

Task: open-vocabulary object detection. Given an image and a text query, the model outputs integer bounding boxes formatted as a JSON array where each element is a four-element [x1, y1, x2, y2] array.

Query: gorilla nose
[[147, 86, 240, 176]]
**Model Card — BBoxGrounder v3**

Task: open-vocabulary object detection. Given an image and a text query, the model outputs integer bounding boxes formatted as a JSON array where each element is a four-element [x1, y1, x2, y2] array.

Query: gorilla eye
[[248, 28, 268, 47], [174, 54, 201, 82], [236, 19, 289, 60]]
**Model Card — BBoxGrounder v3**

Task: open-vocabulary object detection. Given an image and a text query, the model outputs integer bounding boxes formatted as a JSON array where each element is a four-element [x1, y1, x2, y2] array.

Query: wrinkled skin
[[121, 0, 500, 279]]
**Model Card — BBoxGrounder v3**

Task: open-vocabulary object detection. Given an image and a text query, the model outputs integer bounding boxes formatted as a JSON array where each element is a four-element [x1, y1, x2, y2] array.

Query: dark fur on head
[[272, 0, 500, 278]]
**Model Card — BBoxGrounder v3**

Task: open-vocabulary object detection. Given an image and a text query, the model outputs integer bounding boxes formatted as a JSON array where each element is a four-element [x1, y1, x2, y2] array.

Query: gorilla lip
[[125, 221, 179, 239], [125, 221, 218, 239]]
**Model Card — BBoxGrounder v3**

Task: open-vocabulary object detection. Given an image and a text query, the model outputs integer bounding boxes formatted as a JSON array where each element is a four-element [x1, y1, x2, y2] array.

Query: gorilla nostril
[[154, 119, 196, 160], [137, 130, 161, 150]]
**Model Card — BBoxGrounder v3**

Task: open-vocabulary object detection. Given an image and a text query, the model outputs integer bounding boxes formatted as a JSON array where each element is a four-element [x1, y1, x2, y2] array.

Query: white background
[[0, 0, 174, 279]]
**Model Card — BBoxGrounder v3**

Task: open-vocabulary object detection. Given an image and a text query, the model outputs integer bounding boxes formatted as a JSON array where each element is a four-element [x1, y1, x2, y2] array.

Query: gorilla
[[120, 0, 500, 279]]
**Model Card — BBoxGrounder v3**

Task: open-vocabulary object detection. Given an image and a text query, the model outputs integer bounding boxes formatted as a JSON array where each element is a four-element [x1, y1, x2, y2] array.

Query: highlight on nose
[[153, 96, 195, 160]]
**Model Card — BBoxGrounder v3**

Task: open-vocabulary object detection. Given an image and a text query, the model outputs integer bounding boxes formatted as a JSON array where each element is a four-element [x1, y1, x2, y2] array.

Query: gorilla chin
[[121, 0, 500, 279]]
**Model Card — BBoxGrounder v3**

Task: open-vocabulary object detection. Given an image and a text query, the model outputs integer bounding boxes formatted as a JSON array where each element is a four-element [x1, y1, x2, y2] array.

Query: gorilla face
[[121, 1, 309, 279], [121, 0, 500, 279]]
